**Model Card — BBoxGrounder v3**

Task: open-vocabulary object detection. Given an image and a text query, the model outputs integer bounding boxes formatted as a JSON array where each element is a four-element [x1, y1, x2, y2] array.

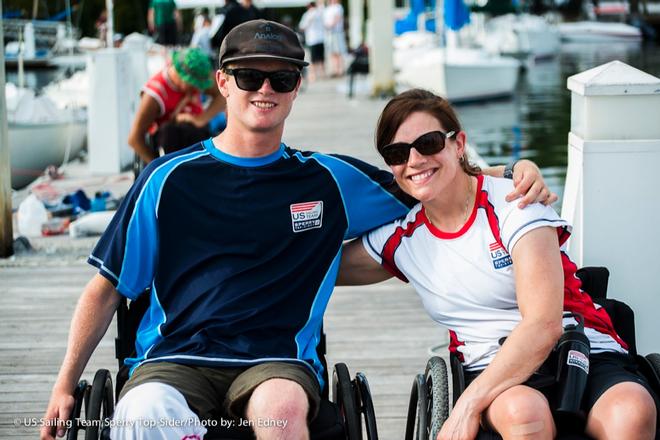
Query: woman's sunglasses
[[380, 130, 456, 165], [224, 68, 301, 93]]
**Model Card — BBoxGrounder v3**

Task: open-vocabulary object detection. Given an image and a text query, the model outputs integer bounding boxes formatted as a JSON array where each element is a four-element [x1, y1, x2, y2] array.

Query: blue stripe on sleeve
[[294, 247, 343, 389], [296, 153, 410, 239]]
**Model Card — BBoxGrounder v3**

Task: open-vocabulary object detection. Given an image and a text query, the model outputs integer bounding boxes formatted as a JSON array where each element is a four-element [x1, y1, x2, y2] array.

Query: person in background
[[128, 47, 225, 165], [299, 2, 326, 82], [212, 0, 262, 51], [323, 0, 347, 77], [191, 13, 214, 59], [193, 7, 210, 33], [147, 0, 181, 47]]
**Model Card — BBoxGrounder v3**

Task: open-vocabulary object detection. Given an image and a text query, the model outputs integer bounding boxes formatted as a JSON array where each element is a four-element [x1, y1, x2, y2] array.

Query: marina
[[2, 1, 660, 439]]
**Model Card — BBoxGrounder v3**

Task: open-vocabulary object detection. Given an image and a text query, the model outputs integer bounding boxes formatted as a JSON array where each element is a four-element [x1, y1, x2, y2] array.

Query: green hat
[[172, 48, 213, 90]]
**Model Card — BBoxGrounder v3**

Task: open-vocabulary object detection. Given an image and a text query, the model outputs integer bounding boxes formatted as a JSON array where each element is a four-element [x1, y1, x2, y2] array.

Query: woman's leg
[[484, 385, 556, 440], [585, 381, 656, 440]]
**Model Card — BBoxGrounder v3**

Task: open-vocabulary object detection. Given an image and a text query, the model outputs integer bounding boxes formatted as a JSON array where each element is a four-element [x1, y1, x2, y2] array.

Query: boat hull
[[558, 22, 642, 42], [9, 120, 86, 189], [396, 48, 519, 102]]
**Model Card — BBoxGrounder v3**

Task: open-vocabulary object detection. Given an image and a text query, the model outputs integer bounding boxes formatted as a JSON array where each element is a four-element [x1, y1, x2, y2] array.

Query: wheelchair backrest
[[575, 266, 637, 356]]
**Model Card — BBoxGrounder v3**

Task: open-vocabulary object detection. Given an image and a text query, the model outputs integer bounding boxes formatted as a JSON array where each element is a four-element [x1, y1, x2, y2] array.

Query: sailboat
[[6, 83, 87, 190], [394, 0, 520, 102]]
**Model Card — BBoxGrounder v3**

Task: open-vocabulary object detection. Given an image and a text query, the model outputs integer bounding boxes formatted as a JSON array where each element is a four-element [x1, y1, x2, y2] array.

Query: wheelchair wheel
[[425, 357, 449, 440], [355, 372, 379, 440], [404, 373, 428, 440], [333, 363, 362, 440], [85, 369, 114, 440], [66, 380, 90, 440]]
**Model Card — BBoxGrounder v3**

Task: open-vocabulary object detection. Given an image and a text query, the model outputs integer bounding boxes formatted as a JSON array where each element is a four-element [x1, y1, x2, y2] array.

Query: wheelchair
[[405, 267, 660, 440], [65, 292, 379, 440]]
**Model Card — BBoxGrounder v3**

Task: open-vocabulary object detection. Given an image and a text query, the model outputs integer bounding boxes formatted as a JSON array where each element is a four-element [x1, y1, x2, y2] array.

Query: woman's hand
[[437, 397, 481, 440], [505, 160, 558, 208]]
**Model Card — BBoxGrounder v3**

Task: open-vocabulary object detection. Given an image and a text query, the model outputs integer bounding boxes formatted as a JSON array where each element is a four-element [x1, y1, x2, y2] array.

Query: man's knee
[[247, 378, 309, 422]]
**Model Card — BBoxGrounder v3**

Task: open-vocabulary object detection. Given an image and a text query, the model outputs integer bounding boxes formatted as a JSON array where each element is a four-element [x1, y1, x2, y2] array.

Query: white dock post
[[87, 49, 136, 175], [561, 60, 660, 354], [367, 0, 394, 95], [348, 0, 364, 50]]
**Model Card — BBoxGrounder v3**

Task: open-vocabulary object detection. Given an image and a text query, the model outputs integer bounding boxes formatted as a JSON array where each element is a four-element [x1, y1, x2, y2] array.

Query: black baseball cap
[[219, 20, 309, 69]]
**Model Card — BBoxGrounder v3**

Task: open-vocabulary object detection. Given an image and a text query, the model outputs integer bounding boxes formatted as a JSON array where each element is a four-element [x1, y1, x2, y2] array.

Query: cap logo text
[[255, 32, 283, 41]]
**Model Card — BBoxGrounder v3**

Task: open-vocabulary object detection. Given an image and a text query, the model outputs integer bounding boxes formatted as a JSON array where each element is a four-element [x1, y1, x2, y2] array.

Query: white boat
[[5, 84, 87, 189], [478, 14, 561, 60], [394, 31, 520, 102], [558, 21, 642, 42]]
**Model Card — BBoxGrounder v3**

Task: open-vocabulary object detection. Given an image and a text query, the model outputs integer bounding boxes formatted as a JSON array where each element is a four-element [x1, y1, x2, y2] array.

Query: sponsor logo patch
[[567, 349, 590, 374], [489, 242, 512, 269], [290, 201, 323, 233]]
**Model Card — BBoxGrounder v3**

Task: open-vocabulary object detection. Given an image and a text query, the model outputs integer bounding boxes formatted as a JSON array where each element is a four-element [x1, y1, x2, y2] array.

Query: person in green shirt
[[148, 0, 182, 46]]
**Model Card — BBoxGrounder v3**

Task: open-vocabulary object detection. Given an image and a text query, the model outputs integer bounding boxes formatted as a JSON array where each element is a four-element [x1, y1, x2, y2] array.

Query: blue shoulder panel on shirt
[[294, 152, 410, 239]]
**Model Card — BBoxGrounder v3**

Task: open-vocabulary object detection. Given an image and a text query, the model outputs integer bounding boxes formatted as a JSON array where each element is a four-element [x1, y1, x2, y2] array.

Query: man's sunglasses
[[224, 68, 301, 93], [380, 130, 456, 166]]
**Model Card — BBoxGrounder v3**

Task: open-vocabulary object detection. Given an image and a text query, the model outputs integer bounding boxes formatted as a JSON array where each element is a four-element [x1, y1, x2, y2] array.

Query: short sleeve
[[499, 202, 571, 253], [362, 209, 421, 282], [88, 166, 161, 300]]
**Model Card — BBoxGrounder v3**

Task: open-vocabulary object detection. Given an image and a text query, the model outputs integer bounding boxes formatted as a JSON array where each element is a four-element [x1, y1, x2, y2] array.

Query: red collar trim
[[422, 174, 483, 239]]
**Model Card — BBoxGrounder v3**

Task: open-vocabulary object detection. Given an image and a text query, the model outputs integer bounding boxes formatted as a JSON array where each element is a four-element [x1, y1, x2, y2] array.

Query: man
[[128, 47, 225, 165], [147, 0, 181, 46], [211, 0, 262, 51], [41, 20, 554, 440]]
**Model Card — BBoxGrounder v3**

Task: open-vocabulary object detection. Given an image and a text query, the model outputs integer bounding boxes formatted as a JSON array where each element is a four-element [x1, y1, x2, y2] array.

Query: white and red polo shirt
[[363, 174, 626, 371]]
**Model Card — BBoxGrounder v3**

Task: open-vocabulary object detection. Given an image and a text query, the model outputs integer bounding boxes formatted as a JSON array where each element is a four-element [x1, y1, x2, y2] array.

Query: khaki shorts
[[120, 361, 321, 421]]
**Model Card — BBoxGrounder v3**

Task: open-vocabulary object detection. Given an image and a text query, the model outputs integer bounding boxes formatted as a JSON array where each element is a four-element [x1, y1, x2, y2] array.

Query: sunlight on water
[[458, 41, 660, 204]]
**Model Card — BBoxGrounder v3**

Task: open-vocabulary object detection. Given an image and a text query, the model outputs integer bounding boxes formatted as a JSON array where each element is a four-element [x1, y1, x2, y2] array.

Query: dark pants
[[155, 22, 177, 46]]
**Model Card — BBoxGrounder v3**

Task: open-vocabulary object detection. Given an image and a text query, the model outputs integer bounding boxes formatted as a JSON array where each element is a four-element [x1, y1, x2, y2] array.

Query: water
[[457, 41, 660, 202], [5, 66, 79, 91], [6, 40, 660, 200]]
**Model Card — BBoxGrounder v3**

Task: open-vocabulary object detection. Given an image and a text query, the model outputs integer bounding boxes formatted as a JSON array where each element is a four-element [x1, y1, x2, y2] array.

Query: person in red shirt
[[128, 48, 225, 165]]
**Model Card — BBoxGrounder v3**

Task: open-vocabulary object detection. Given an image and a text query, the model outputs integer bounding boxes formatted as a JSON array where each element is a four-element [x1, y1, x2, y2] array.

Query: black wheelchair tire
[[355, 372, 379, 440], [333, 363, 362, 440], [85, 369, 114, 440], [415, 374, 429, 440], [425, 357, 449, 440], [66, 380, 89, 440]]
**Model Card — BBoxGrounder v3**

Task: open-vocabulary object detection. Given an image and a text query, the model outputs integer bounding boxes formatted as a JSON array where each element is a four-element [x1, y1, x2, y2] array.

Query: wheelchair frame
[[66, 292, 380, 440], [405, 267, 660, 440]]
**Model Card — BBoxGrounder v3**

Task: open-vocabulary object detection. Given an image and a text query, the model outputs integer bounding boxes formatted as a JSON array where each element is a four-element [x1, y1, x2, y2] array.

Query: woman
[[338, 89, 657, 440]]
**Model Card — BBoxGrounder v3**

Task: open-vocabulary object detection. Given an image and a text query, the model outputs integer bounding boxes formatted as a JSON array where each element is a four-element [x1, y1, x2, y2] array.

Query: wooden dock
[[0, 78, 449, 439], [0, 262, 447, 439]]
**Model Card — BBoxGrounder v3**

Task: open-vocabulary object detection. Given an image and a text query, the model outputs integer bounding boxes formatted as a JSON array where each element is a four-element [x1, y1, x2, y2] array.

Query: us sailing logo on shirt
[[290, 201, 324, 233], [489, 242, 512, 269]]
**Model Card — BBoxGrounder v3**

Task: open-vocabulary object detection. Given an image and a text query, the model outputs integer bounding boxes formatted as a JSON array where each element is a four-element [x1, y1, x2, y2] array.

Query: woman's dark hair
[[375, 88, 480, 176]]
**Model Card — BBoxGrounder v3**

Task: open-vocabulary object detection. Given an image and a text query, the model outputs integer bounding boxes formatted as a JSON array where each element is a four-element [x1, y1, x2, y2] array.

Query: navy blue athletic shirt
[[89, 139, 412, 389]]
